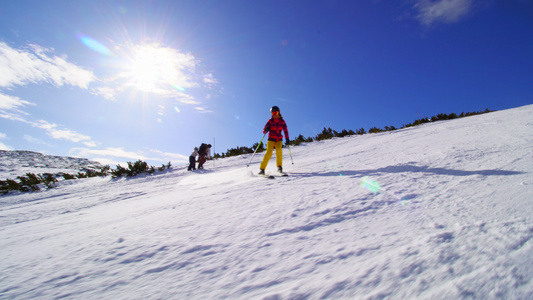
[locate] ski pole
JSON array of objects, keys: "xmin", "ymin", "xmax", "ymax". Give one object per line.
[
  {"xmin": 247, "ymin": 133, "xmax": 266, "ymax": 167},
  {"xmin": 287, "ymin": 143, "xmax": 294, "ymax": 164}
]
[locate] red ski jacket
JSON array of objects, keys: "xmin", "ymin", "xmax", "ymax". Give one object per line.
[{"xmin": 264, "ymin": 116, "xmax": 289, "ymax": 142}]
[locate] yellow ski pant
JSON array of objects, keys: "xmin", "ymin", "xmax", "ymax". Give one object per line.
[{"xmin": 260, "ymin": 140, "xmax": 283, "ymax": 170}]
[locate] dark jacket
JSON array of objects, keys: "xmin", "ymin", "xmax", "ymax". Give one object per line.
[
  {"xmin": 264, "ymin": 116, "xmax": 289, "ymax": 142},
  {"xmin": 199, "ymin": 143, "xmax": 208, "ymax": 155}
]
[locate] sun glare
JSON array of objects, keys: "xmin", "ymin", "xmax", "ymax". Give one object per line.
[
  {"xmin": 127, "ymin": 46, "xmax": 165, "ymax": 92},
  {"xmin": 121, "ymin": 44, "xmax": 195, "ymax": 94}
]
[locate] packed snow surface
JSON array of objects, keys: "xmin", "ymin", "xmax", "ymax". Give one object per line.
[{"xmin": 1, "ymin": 105, "xmax": 532, "ymax": 299}]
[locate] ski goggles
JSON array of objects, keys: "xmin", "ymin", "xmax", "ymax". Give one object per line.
[{"xmin": 271, "ymin": 111, "xmax": 279, "ymax": 116}]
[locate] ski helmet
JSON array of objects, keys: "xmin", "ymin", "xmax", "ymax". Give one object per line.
[{"xmin": 270, "ymin": 106, "xmax": 280, "ymax": 113}]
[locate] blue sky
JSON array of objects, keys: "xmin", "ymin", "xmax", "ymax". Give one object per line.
[{"xmin": 0, "ymin": 0, "xmax": 532, "ymax": 166}]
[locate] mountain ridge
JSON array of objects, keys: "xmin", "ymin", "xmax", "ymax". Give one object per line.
[{"xmin": 0, "ymin": 150, "xmax": 103, "ymax": 180}]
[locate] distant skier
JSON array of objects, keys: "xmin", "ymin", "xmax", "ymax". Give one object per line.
[
  {"xmin": 259, "ymin": 106, "xmax": 289, "ymax": 175},
  {"xmin": 188, "ymin": 147, "xmax": 198, "ymax": 171},
  {"xmin": 197, "ymin": 143, "xmax": 212, "ymax": 169}
]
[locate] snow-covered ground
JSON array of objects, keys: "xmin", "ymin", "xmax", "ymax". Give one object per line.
[
  {"xmin": 0, "ymin": 150, "xmax": 103, "ymax": 181},
  {"xmin": 1, "ymin": 105, "xmax": 532, "ymax": 299}
]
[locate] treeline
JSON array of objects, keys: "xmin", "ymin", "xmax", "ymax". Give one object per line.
[
  {"xmin": 1, "ymin": 160, "xmax": 171, "ymax": 195},
  {"xmin": 214, "ymin": 108, "xmax": 494, "ymax": 159}
]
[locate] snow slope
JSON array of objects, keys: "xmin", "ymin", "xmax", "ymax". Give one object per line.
[{"xmin": 1, "ymin": 105, "xmax": 532, "ymax": 299}]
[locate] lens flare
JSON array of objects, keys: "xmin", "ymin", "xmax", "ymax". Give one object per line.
[
  {"xmin": 361, "ymin": 176, "xmax": 380, "ymax": 193},
  {"xmin": 170, "ymin": 84, "xmax": 185, "ymax": 92},
  {"xmin": 77, "ymin": 34, "xmax": 112, "ymax": 56},
  {"xmin": 360, "ymin": 177, "xmax": 417, "ymax": 208},
  {"xmin": 174, "ymin": 106, "xmax": 181, "ymax": 113}
]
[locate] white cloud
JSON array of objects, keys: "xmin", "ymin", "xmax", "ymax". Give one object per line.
[
  {"xmin": 23, "ymin": 134, "xmax": 46, "ymax": 145},
  {"xmin": 0, "ymin": 141, "xmax": 12, "ymax": 150},
  {"xmin": 0, "ymin": 93, "xmax": 98, "ymax": 147},
  {"xmin": 32, "ymin": 120, "xmax": 93, "ymax": 144},
  {"xmin": 0, "ymin": 131, "xmax": 11, "ymax": 151},
  {"xmin": 175, "ymin": 94, "xmax": 201, "ymax": 105},
  {"xmin": 0, "ymin": 110, "xmax": 28, "ymax": 122},
  {"xmin": 83, "ymin": 141, "xmax": 98, "ymax": 147},
  {"xmin": 0, "ymin": 93, "xmax": 35, "ymax": 123},
  {"xmin": 70, "ymin": 147, "xmax": 149, "ymax": 161},
  {"xmin": 87, "ymin": 157, "xmax": 122, "ymax": 167},
  {"xmin": 0, "ymin": 41, "xmax": 220, "ymax": 113},
  {"xmin": 69, "ymin": 147, "xmax": 190, "ymax": 166},
  {"xmin": 203, "ymin": 73, "xmax": 219, "ymax": 89},
  {"xmin": 0, "ymin": 92, "xmax": 34, "ymax": 122},
  {"xmin": 413, "ymin": 0, "xmax": 472, "ymax": 26},
  {"xmin": 0, "ymin": 42, "xmax": 96, "ymax": 89},
  {"xmin": 69, "ymin": 147, "xmax": 153, "ymax": 167},
  {"xmin": 0, "ymin": 93, "xmax": 35, "ymax": 112},
  {"xmin": 0, "ymin": 43, "xmax": 99, "ymax": 147},
  {"xmin": 91, "ymin": 86, "xmax": 117, "ymax": 101},
  {"xmin": 195, "ymin": 107, "xmax": 213, "ymax": 113},
  {"xmin": 149, "ymin": 149, "xmax": 189, "ymax": 162}
]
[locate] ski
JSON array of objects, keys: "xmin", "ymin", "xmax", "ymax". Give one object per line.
[
  {"xmin": 258, "ymin": 174, "xmax": 275, "ymax": 179},
  {"xmin": 253, "ymin": 171, "xmax": 287, "ymax": 179}
]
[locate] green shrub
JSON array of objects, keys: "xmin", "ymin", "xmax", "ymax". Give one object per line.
[
  {"xmin": 252, "ymin": 141, "xmax": 266, "ymax": 152},
  {"xmin": 111, "ymin": 164, "xmax": 128, "ymax": 178},
  {"xmin": 315, "ymin": 127, "xmax": 336, "ymax": 141},
  {"xmin": 39, "ymin": 173, "xmax": 58, "ymax": 188},
  {"xmin": 63, "ymin": 173, "xmax": 76, "ymax": 180},
  {"xmin": 17, "ymin": 173, "xmax": 41, "ymax": 192},
  {"xmin": 91, "ymin": 165, "xmax": 111, "ymax": 177},
  {"xmin": 336, "ymin": 129, "xmax": 355, "ymax": 137},
  {"xmin": 1, "ymin": 179, "xmax": 22, "ymax": 194},
  {"xmin": 368, "ymin": 127, "xmax": 384, "ymax": 134},
  {"xmin": 111, "ymin": 160, "xmax": 157, "ymax": 178},
  {"xmin": 148, "ymin": 166, "xmax": 156, "ymax": 174},
  {"xmin": 127, "ymin": 160, "xmax": 149, "ymax": 176},
  {"xmin": 0, "ymin": 180, "xmax": 10, "ymax": 195}
]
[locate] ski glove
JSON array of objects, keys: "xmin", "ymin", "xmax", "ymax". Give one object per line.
[
  {"xmin": 264, "ymin": 124, "xmax": 270, "ymax": 133},
  {"xmin": 285, "ymin": 138, "xmax": 290, "ymax": 145}
]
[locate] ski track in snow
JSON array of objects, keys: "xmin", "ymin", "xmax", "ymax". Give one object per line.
[{"xmin": 1, "ymin": 105, "xmax": 533, "ymax": 299}]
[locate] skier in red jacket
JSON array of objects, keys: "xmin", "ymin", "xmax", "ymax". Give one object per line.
[{"xmin": 259, "ymin": 106, "xmax": 289, "ymax": 175}]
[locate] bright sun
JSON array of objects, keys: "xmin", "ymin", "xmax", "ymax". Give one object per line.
[
  {"xmin": 121, "ymin": 44, "xmax": 192, "ymax": 94},
  {"xmin": 126, "ymin": 45, "xmax": 166, "ymax": 92}
]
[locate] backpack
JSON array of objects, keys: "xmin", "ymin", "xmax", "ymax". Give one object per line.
[{"xmin": 199, "ymin": 143, "xmax": 207, "ymax": 154}]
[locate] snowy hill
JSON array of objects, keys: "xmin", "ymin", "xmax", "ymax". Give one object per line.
[
  {"xmin": 1, "ymin": 105, "xmax": 532, "ymax": 299},
  {"xmin": 0, "ymin": 150, "xmax": 103, "ymax": 180}
]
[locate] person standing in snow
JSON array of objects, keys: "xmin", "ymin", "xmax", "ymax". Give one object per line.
[
  {"xmin": 259, "ymin": 106, "xmax": 289, "ymax": 175},
  {"xmin": 197, "ymin": 143, "xmax": 212, "ymax": 169},
  {"xmin": 188, "ymin": 147, "xmax": 198, "ymax": 171}
]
